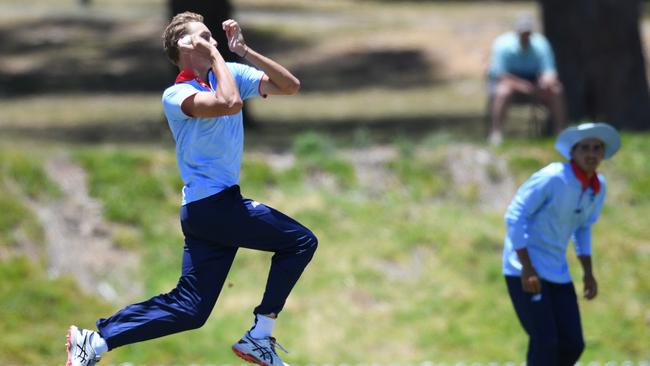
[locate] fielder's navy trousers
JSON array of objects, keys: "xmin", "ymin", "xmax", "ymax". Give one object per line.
[
  {"xmin": 97, "ymin": 185, "xmax": 317, "ymax": 350},
  {"xmin": 505, "ymin": 276, "xmax": 585, "ymax": 366}
]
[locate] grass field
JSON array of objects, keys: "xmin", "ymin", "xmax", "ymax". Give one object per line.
[
  {"xmin": 1, "ymin": 133, "xmax": 649, "ymax": 365},
  {"xmin": 1, "ymin": 0, "xmax": 649, "ymax": 365}
]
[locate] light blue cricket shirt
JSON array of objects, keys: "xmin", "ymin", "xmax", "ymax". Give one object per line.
[
  {"xmin": 162, "ymin": 63, "xmax": 264, "ymax": 205},
  {"xmin": 502, "ymin": 162, "xmax": 606, "ymax": 284},
  {"xmin": 488, "ymin": 31, "xmax": 556, "ymax": 78}
]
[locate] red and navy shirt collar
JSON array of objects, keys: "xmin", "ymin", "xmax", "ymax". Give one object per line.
[
  {"xmin": 175, "ymin": 68, "xmax": 211, "ymax": 89},
  {"xmin": 570, "ymin": 160, "xmax": 600, "ymax": 193}
]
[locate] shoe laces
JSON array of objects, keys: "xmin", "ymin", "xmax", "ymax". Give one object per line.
[{"xmin": 269, "ymin": 337, "xmax": 289, "ymax": 354}]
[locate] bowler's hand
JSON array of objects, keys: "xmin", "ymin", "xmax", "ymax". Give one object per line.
[
  {"xmin": 178, "ymin": 34, "xmax": 219, "ymax": 59},
  {"xmin": 222, "ymin": 19, "xmax": 247, "ymax": 57},
  {"xmin": 583, "ymin": 274, "xmax": 598, "ymax": 300},
  {"xmin": 521, "ymin": 265, "xmax": 541, "ymax": 293}
]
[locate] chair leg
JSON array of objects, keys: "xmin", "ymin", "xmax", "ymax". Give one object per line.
[
  {"xmin": 485, "ymin": 95, "xmax": 494, "ymax": 137},
  {"xmin": 529, "ymin": 104, "xmax": 539, "ymax": 137},
  {"xmin": 539, "ymin": 104, "xmax": 553, "ymax": 137}
]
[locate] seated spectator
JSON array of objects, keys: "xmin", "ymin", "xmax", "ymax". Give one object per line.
[{"xmin": 487, "ymin": 14, "xmax": 566, "ymax": 145}]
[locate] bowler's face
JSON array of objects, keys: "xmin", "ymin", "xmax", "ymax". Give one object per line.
[
  {"xmin": 571, "ymin": 138, "xmax": 605, "ymax": 175},
  {"xmin": 185, "ymin": 22, "xmax": 216, "ymax": 46}
]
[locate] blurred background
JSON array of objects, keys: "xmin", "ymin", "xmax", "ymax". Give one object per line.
[{"xmin": 0, "ymin": 0, "xmax": 649, "ymax": 365}]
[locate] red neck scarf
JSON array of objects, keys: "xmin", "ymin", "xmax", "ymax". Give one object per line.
[
  {"xmin": 175, "ymin": 68, "xmax": 211, "ymax": 89},
  {"xmin": 570, "ymin": 160, "xmax": 600, "ymax": 193}
]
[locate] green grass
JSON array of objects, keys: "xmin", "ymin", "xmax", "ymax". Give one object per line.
[
  {"xmin": 1, "ymin": 133, "xmax": 649, "ymax": 364},
  {"xmin": 72, "ymin": 147, "xmax": 185, "ymax": 294},
  {"xmin": 0, "ymin": 95, "xmax": 162, "ymax": 129},
  {"xmin": 0, "ymin": 148, "xmax": 58, "ymax": 253},
  {"xmin": 0, "ymin": 255, "xmax": 114, "ymax": 365}
]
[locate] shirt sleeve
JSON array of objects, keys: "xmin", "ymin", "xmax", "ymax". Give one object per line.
[
  {"xmin": 489, "ymin": 37, "xmax": 507, "ymax": 77},
  {"xmin": 573, "ymin": 227, "xmax": 592, "ymax": 256},
  {"xmin": 505, "ymin": 170, "xmax": 554, "ymax": 250},
  {"xmin": 228, "ymin": 62, "xmax": 265, "ymax": 100},
  {"xmin": 573, "ymin": 176, "xmax": 607, "ymax": 256},
  {"xmin": 162, "ymin": 83, "xmax": 199, "ymax": 120},
  {"xmin": 535, "ymin": 34, "xmax": 556, "ymax": 74}
]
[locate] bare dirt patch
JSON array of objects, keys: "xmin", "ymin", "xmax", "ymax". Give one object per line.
[
  {"xmin": 445, "ymin": 144, "xmax": 516, "ymax": 212},
  {"xmin": 28, "ymin": 155, "xmax": 142, "ymax": 302}
]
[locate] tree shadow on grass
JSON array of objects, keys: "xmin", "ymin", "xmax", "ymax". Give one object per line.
[
  {"xmin": 292, "ymin": 49, "xmax": 438, "ymax": 92},
  {"xmin": 242, "ymin": 28, "xmax": 310, "ymax": 59},
  {"xmin": 0, "ymin": 17, "xmax": 116, "ymax": 54},
  {"xmin": 0, "ymin": 17, "xmax": 171, "ymax": 95},
  {"xmin": 0, "ymin": 17, "xmax": 310, "ymax": 95},
  {"xmin": 0, "ymin": 13, "xmax": 459, "ymax": 145},
  {"xmin": 0, "ymin": 113, "xmax": 487, "ymax": 149},
  {"xmin": 0, "ymin": 16, "xmax": 439, "ymax": 96}
]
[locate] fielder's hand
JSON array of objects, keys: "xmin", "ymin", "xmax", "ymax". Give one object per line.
[
  {"xmin": 521, "ymin": 265, "xmax": 541, "ymax": 294},
  {"xmin": 583, "ymin": 274, "xmax": 598, "ymax": 300}
]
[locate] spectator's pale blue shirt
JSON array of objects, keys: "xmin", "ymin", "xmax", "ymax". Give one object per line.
[
  {"xmin": 162, "ymin": 63, "xmax": 264, "ymax": 205},
  {"xmin": 502, "ymin": 162, "xmax": 606, "ymax": 283},
  {"xmin": 489, "ymin": 31, "xmax": 556, "ymax": 79}
]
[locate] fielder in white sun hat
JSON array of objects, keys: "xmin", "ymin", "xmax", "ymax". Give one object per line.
[{"xmin": 554, "ymin": 122, "xmax": 621, "ymax": 160}]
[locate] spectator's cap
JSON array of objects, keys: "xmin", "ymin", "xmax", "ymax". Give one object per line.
[
  {"xmin": 514, "ymin": 14, "xmax": 535, "ymax": 33},
  {"xmin": 555, "ymin": 122, "xmax": 621, "ymax": 160}
]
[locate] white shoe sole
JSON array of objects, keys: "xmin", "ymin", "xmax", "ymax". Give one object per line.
[{"xmin": 65, "ymin": 325, "xmax": 77, "ymax": 366}]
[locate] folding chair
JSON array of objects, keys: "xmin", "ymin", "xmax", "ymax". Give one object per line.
[{"xmin": 485, "ymin": 75, "xmax": 552, "ymax": 138}]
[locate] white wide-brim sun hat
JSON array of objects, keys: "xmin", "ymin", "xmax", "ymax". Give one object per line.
[{"xmin": 555, "ymin": 122, "xmax": 621, "ymax": 160}]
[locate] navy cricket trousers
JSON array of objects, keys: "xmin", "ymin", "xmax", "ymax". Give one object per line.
[
  {"xmin": 97, "ymin": 185, "xmax": 317, "ymax": 350},
  {"xmin": 505, "ymin": 276, "xmax": 585, "ymax": 366}
]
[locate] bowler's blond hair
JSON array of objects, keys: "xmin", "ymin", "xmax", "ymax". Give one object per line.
[{"xmin": 162, "ymin": 11, "xmax": 204, "ymax": 65}]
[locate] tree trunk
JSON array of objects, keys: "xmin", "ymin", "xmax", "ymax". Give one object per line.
[{"xmin": 539, "ymin": 0, "xmax": 650, "ymax": 130}]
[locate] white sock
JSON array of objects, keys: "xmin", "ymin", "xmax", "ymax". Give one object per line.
[
  {"xmin": 91, "ymin": 332, "xmax": 108, "ymax": 356},
  {"xmin": 249, "ymin": 314, "xmax": 276, "ymax": 339}
]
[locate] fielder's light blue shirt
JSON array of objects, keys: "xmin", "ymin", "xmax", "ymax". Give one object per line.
[
  {"xmin": 502, "ymin": 162, "xmax": 606, "ymax": 283},
  {"xmin": 162, "ymin": 63, "xmax": 264, "ymax": 205},
  {"xmin": 489, "ymin": 31, "xmax": 556, "ymax": 78}
]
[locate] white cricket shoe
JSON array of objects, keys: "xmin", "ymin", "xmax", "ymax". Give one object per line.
[
  {"xmin": 232, "ymin": 331, "xmax": 289, "ymax": 366},
  {"xmin": 66, "ymin": 325, "xmax": 101, "ymax": 366}
]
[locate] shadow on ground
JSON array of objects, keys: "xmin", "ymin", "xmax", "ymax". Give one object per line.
[
  {"xmin": 0, "ymin": 17, "xmax": 170, "ymax": 95},
  {"xmin": 292, "ymin": 49, "xmax": 437, "ymax": 92},
  {"xmin": 0, "ymin": 8, "xmax": 460, "ymax": 148},
  {"xmin": 0, "ymin": 15, "xmax": 441, "ymax": 95},
  {"xmin": 0, "ymin": 114, "xmax": 487, "ymax": 148}
]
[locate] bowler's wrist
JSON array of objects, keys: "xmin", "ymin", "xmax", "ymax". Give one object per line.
[
  {"xmin": 238, "ymin": 45, "xmax": 249, "ymax": 58},
  {"xmin": 210, "ymin": 49, "xmax": 224, "ymax": 61}
]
